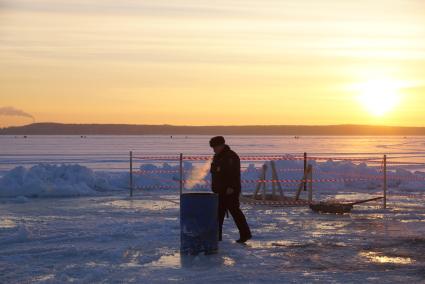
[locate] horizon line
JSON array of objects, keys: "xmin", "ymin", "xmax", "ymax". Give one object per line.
[{"xmin": 3, "ymin": 122, "xmax": 425, "ymax": 129}]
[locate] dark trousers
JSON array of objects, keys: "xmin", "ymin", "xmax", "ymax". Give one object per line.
[{"xmin": 218, "ymin": 193, "xmax": 251, "ymax": 240}]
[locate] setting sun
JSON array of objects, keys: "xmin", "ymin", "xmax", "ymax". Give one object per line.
[{"xmin": 357, "ymin": 79, "xmax": 401, "ymax": 117}]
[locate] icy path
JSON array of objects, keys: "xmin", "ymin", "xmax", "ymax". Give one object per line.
[{"xmin": 1, "ymin": 192, "xmax": 424, "ymax": 283}]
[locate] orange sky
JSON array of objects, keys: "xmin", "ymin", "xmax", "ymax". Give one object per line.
[{"xmin": 1, "ymin": 0, "xmax": 425, "ymax": 127}]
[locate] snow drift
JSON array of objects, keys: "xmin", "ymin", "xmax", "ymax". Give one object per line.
[{"xmin": 0, "ymin": 164, "xmax": 101, "ymax": 197}]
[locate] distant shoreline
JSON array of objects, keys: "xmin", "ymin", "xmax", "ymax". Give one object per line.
[{"xmin": 1, "ymin": 123, "xmax": 425, "ymax": 136}]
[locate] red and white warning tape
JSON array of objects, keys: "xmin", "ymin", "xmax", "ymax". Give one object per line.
[{"xmin": 135, "ymin": 169, "xmax": 180, "ymax": 175}]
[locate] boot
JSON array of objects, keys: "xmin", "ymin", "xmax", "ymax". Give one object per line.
[{"xmin": 236, "ymin": 232, "xmax": 252, "ymax": 244}]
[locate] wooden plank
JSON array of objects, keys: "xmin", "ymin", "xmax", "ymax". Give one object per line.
[
  {"xmin": 262, "ymin": 164, "xmax": 268, "ymax": 201},
  {"xmin": 271, "ymin": 160, "xmax": 284, "ymax": 199},
  {"xmin": 296, "ymin": 165, "xmax": 312, "ymax": 201},
  {"xmin": 348, "ymin": 196, "xmax": 383, "ymax": 206},
  {"xmin": 254, "ymin": 164, "xmax": 266, "ymax": 199}
]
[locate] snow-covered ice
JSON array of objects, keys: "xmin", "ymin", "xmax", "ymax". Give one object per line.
[
  {"xmin": 0, "ymin": 191, "xmax": 424, "ymax": 283},
  {"xmin": 0, "ymin": 160, "xmax": 424, "ymax": 283}
]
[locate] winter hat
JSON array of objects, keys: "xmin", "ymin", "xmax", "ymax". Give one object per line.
[{"xmin": 209, "ymin": 136, "xmax": 226, "ymax": 147}]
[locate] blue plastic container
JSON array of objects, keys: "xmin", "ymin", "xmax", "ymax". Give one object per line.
[{"xmin": 180, "ymin": 192, "xmax": 219, "ymax": 255}]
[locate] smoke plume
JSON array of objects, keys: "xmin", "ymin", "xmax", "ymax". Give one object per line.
[{"xmin": 0, "ymin": 106, "xmax": 35, "ymax": 122}]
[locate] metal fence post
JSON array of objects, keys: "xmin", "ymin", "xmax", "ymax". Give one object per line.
[
  {"xmin": 129, "ymin": 151, "xmax": 134, "ymax": 197},
  {"xmin": 304, "ymin": 152, "xmax": 307, "ymax": 191},
  {"xmin": 179, "ymin": 153, "xmax": 183, "ymax": 196},
  {"xmin": 383, "ymin": 154, "xmax": 387, "ymax": 209}
]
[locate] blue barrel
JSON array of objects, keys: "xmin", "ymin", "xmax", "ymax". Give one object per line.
[{"xmin": 180, "ymin": 193, "xmax": 219, "ymax": 255}]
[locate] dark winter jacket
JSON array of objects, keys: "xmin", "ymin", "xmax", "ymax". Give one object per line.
[{"xmin": 210, "ymin": 145, "xmax": 241, "ymax": 195}]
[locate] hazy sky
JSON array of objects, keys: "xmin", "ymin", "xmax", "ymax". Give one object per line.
[{"xmin": 1, "ymin": 0, "xmax": 425, "ymax": 127}]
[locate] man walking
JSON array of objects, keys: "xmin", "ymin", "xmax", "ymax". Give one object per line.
[{"xmin": 209, "ymin": 136, "xmax": 252, "ymax": 243}]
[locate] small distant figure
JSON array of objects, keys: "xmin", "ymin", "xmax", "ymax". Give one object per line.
[
  {"xmin": 170, "ymin": 135, "xmax": 173, "ymax": 139},
  {"xmin": 23, "ymin": 135, "xmax": 27, "ymax": 139},
  {"xmin": 209, "ymin": 136, "xmax": 252, "ymax": 243}
]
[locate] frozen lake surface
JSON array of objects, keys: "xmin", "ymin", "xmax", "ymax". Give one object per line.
[
  {"xmin": 1, "ymin": 135, "xmax": 425, "ymax": 155},
  {"xmin": 1, "ymin": 135, "xmax": 425, "ymax": 171},
  {"xmin": 0, "ymin": 191, "xmax": 424, "ymax": 283}
]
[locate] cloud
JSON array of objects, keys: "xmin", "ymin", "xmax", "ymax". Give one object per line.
[{"xmin": 0, "ymin": 106, "xmax": 35, "ymax": 122}]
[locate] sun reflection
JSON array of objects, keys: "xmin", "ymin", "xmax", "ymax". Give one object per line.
[
  {"xmin": 149, "ymin": 254, "xmax": 181, "ymax": 268},
  {"xmin": 0, "ymin": 219, "xmax": 17, "ymax": 229},
  {"xmin": 106, "ymin": 199, "xmax": 178, "ymax": 211},
  {"xmin": 360, "ymin": 251, "xmax": 414, "ymax": 265},
  {"xmin": 223, "ymin": 256, "xmax": 236, "ymax": 267},
  {"xmin": 32, "ymin": 274, "xmax": 55, "ymax": 282}
]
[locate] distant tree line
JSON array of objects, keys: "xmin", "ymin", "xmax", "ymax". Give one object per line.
[{"xmin": 1, "ymin": 123, "xmax": 425, "ymax": 135}]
